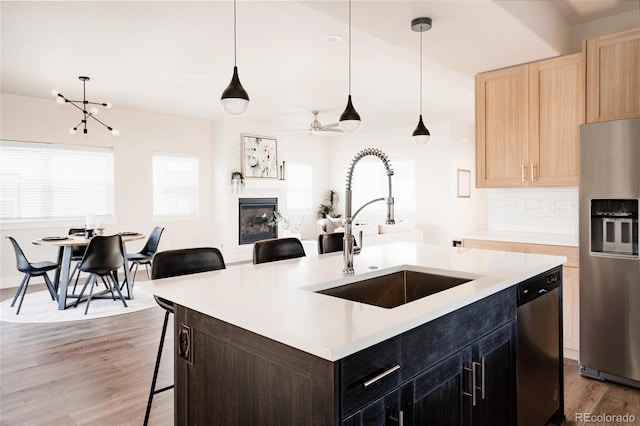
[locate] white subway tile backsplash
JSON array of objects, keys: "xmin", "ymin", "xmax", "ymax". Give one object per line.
[{"xmin": 488, "ymin": 187, "xmax": 578, "ymax": 237}]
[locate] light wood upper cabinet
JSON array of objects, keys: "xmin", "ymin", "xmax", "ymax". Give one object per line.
[
  {"xmin": 586, "ymin": 28, "xmax": 640, "ymax": 123},
  {"xmin": 476, "ymin": 54, "xmax": 584, "ymax": 188},
  {"xmin": 476, "ymin": 64, "xmax": 529, "ymax": 187},
  {"xmin": 529, "ymin": 54, "xmax": 584, "ymax": 186}
]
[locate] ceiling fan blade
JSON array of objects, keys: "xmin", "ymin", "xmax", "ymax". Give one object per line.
[{"xmin": 321, "ymin": 122, "xmax": 340, "ymax": 129}]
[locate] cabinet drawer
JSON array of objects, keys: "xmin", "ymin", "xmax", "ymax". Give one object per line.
[
  {"xmin": 400, "ymin": 287, "xmax": 516, "ymax": 380},
  {"xmin": 339, "ymin": 336, "xmax": 401, "ymax": 418}
]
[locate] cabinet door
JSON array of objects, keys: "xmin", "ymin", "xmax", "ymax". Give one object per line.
[
  {"xmin": 476, "ymin": 65, "xmax": 529, "ymax": 187},
  {"xmin": 341, "ymin": 388, "xmax": 403, "ymax": 426},
  {"xmin": 529, "ymin": 53, "xmax": 583, "ymax": 186},
  {"xmin": 406, "ymin": 346, "xmax": 473, "ymax": 426},
  {"xmin": 472, "ymin": 320, "xmax": 517, "ymax": 426},
  {"xmin": 586, "ymin": 28, "xmax": 640, "ymax": 123}
]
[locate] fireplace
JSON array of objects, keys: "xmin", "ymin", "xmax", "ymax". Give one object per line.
[{"xmin": 239, "ymin": 198, "xmax": 278, "ymax": 245}]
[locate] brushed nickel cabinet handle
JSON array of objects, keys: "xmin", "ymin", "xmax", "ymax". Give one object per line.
[
  {"xmin": 521, "ymin": 164, "xmax": 526, "ymax": 182},
  {"xmin": 363, "ymin": 364, "xmax": 400, "ymax": 387},
  {"xmin": 480, "ymin": 356, "xmax": 486, "ymax": 400},
  {"xmin": 531, "ymin": 163, "xmax": 537, "ymax": 181},
  {"xmin": 463, "ymin": 363, "xmax": 477, "ymax": 406},
  {"xmin": 389, "ymin": 411, "xmax": 404, "ymax": 426}
]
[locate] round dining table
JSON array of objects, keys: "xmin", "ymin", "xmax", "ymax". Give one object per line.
[{"xmin": 33, "ymin": 232, "xmax": 145, "ymax": 310}]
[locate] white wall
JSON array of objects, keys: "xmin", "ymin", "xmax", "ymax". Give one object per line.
[
  {"xmin": 0, "ymin": 93, "xmax": 216, "ymax": 287},
  {"xmin": 327, "ymin": 121, "xmax": 488, "ymax": 247},
  {"xmin": 211, "ymin": 117, "xmax": 332, "ymax": 263},
  {"xmin": 570, "ymin": 10, "xmax": 640, "ymax": 52}
]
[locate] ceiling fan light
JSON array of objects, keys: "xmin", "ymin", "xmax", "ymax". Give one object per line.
[
  {"xmin": 412, "ymin": 115, "xmax": 431, "ymax": 146},
  {"xmin": 221, "ymin": 66, "xmax": 250, "ymax": 116},
  {"xmin": 339, "ymin": 95, "xmax": 361, "ymax": 133}
]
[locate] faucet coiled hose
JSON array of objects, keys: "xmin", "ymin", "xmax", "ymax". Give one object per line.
[{"xmin": 345, "ymin": 148, "xmax": 394, "ymax": 191}]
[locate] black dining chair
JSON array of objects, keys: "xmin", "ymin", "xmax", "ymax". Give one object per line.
[
  {"xmin": 317, "ymin": 232, "xmax": 347, "ymax": 254},
  {"xmin": 127, "ymin": 226, "xmax": 164, "ymax": 287},
  {"xmin": 253, "ymin": 237, "xmax": 306, "ymax": 264},
  {"xmin": 68, "ymin": 227, "xmax": 87, "ymax": 294},
  {"xmin": 74, "ymin": 235, "xmax": 128, "ymax": 315},
  {"xmin": 5, "ymin": 236, "xmax": 59, "ymax": 315},
  {"xmin": 144, "ymin": 247, "xmax": 226, "ymax": 426}
]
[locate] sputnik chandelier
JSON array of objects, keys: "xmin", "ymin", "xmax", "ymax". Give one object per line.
[{"xmin": 53, "ymin": 76, "xmax": 119, "ymax": 136}]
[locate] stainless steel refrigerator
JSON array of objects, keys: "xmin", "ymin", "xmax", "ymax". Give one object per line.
[{"xmin": 579, "ymin": 117, "xmax": 640, "ymax": 389}]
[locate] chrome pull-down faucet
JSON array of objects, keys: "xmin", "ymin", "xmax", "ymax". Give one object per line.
[{"xmin": 343, "ymin": 148, "xmax": 395, "ymax": 275}]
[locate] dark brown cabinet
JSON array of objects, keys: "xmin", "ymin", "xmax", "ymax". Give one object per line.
[{"xmin": 173, "ymin": 287, "xmax": 518, "ymax": 425}]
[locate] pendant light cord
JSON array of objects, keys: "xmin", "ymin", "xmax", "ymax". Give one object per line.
[
  {"xmin": 233, "ymin": 0, "xmax": 238, "ymax": 66},
  {"xmin": 348, "ymin": 0, "xmax": 352, "ymax": 96},
  {"xmin": 419, "ymin": 28, "xmax": 423, "ymax": 116}
]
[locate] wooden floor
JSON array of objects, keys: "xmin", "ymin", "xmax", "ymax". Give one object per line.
[{"xmin": 1, "ymin": 284, "xmax": 638, "ymax": 425}]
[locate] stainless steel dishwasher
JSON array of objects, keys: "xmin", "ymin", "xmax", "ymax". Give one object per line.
[{"xmin": 517, "ymin": 266, "xmax": 565, "ymax": 426}]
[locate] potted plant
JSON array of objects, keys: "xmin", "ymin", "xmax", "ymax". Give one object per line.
[
  {"xmin": 317, "ymin": 189, "xmax": 341, "ymax": 218},
  {"xmin": 231, "ymin": 171, "xmax": 245, "ymax": 193}
]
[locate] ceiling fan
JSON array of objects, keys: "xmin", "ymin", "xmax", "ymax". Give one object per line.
[{"xmin": 290, "ymin": 110, "xmax": 342, "ymax": 134}]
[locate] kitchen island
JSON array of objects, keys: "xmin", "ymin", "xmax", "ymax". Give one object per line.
[{"xmin": 140, "ymin": 242, "xmax": 565, "ymax": 425}]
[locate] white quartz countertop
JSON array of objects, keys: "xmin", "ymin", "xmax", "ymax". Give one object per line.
[
  {"xmin": 463, "ymin": 231, "xmax": 578, "ymax": 247},
  {"xmin": 140, "ymin": 242, "xmax": 565, "ymax": 361}
]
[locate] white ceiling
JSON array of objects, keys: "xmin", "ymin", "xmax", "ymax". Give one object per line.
[{"xmin": 1, "ymin": 1, "xmax": 638, "ymax": 133}]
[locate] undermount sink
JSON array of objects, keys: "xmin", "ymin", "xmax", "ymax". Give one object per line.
[{"xmin": 316, "ymin": 270, "xmax": 473, "ymax": 309}]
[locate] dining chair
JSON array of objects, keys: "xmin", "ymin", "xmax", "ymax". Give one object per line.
[
  {"xmin": 74, "ymin": 235, "xmax": 128, "ymax": 315},
  {"xmin": 317, "ymin": 232, "xmax": 346, "ymax": 254},
  {"xmin": 68, "ymin": 227, "xmax": 87, "ymax": 294},
  {"xmin": 144, "ymin": 247, "xmax": 226, "ymax": 426},
  {"xmin": 5, "ymin": 236, "xmax": 59, "ymax": 315},
  {"xmin": 253, "ymin": 237, "xmax": 306, "ymax": 264},
  {"xmin": 127, "ymin": 226, "xmax": 164, "ymax": 287}
]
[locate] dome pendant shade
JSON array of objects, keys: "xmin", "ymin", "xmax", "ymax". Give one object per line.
[
  {"xmin": 221, "ymin": 66, "xmax": 249, "ymax": 115},
  {"xmin": 339, "ymin": 95, "xmax": 361, "ymax": 133},
  {"xmin": 412, "ymin": 115, "xmax": 430, "ymax": 146}
]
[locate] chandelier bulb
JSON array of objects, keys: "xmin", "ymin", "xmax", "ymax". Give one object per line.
[
  {"xmin": 103, "ymin": 102, "xmax": 112, "ymax": 109},
  {"xmin": 70, "ymin": 127, "xmax": 78, "ymax": 135},
  {"xmin": 89, "ymin": 107, "xmax": 99, "ymax": 116}
]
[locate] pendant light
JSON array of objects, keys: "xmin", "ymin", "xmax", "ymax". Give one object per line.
[
  {"xmin": 339, "ymin": 0, "xmax": 361, "ymax": 133},
  {"xmin": 221, "ymin": 0, "xmax": 249, "ymax": 115},
  {"xmin": 411, "ymin": 17, "xmax": 432, "ymax": 146}
]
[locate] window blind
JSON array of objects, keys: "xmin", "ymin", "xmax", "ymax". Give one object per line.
[
  {"xmin": 152, "ymin": 153, "xmax": 199, "ymax": 216},
  {"xmin": 0, "ymin": 140, "xmax": 114, "ymax": 223}
]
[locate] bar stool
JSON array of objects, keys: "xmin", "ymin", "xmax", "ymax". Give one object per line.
[
  {"xmin": 253, "ymin": 237, "xmax": 306, "ymax": 264},
  {"xmin": 144, "ymin": 247, "xmax": 226, "ymax": 426}
]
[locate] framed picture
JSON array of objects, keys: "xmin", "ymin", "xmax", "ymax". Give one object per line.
[
  {"xmin": 457, "ymin": 169, "xmax": 471, "ymax": 198},
  {"xmin": 242, "ymin": 135, "xmax": 278, "ymax": 179}
]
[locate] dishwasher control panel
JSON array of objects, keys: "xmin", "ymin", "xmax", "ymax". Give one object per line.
[{"xmin": 517, "ymin": 266, "xmax": 562, "ymax": 306}]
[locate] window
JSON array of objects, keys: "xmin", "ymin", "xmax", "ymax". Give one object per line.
[
  {"xmin": 152, "ymin": 153, "xmax": 199, "ymax": 217},
  {"xmin": 0, "ymin": 140, "xmax": 114, "ymax": 225},
  {"xmin": 351, "ymin": 158, "xmax": 416, "ymax": 215},
  {"xmin": 286, "ymin": 163, "xmax": 312, "ymax": 212}
]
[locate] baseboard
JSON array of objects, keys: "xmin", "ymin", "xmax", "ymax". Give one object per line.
[{"xmin": 564, "ymin": 347, "xmax": 578, "ymax": 361}]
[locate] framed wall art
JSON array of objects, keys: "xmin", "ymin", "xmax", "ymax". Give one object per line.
[{"xmin": 242, "ymin": 134, "xmax": 278, "ymax": 179}]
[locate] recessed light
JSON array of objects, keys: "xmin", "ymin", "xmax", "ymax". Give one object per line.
[{"xmin": 324, "ymin": 34, "xmax": 343, "ymax": 43}]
